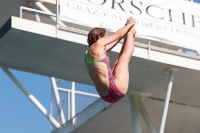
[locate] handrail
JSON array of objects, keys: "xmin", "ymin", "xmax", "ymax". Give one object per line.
[
  {"xmin": 20, "ymin": 6, "xmax": 56, "ymax": 18},
  {"xmin": 58, "ymin": 87, "xmax": 100, "ymax": 98}
]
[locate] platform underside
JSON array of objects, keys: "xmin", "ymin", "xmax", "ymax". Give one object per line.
[
  {"xmin": 1, "ymin": 17, "xmax": 200, "ymax": 133},
  {"xmin": 70, "ymin": 98, "xmax": 200, "ymax": 133}
]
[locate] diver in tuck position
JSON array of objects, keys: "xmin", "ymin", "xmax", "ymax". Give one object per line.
[{"xmin": 85, "ymin": 17, "xmax": 136, "ymax": 103}]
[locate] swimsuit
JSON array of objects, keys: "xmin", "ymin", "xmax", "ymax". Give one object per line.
[{"xmin": 86, "ymin": 50, "xmax": 125, "ymax": 103}]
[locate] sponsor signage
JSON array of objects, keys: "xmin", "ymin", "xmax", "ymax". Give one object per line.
[{"xmin": 60, "ymin": 0, "xmax": 200, "ymax": 52}]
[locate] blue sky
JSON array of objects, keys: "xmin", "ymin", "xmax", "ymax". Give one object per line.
[
  {"xmin": 194, "ymin": 0, "xmax": 200, "ymax": 3},
  {"xmin": 0, "ymin": 68, "xmax": 98, "ymax": 133},
  {"xmin": 0, "ymin": 69, "xmax": 52, "ymax": 133}
]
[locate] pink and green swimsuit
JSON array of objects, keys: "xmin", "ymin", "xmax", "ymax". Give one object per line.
[{"xmin": 86, "ymin": 50, "xmax": 125, "ymax": 103}]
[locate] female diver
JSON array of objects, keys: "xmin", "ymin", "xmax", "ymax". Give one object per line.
[{"xmin": 85, "ymin": 17, "xmax": 136, "ymax": 103}]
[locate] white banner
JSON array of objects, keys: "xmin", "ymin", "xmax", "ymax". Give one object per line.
[{"xmin": 60, "ymin": 0, "xmax": 200, "ymax": 52}]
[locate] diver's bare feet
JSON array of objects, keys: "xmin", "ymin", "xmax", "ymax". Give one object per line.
[
  {"xmin": 125, "ymin": 17, "xmax": 135, "ymax": 26},
  {"xmin": 125, "ymin": 17, "xmax": 136, "ymax": 36},
  {"xmin": 130, "ymin": 26, "xmax": 136, "ymax": 36}
]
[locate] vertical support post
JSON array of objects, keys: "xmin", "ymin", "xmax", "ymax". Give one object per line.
[
  {"xmin": 138, "ymin": 98, "xmax": 157, "ymax": 133},
  {"xmin": 68, "ymin": 91, "xmax": 71, "ymax": 120},
  {"xmin": 71, "ymin": 81, "xmax": 75, "ymax": 118},
  {"xmin": 71, "ymin": 81, "xmax": 76, "ymax": 125},
  {"xmin": 129, "ymin": 95, "xmax": 142, "ymax": 133},
  {"xmin": 50, "ymin": 90, "xmax": 53, "ymax": 131},
  {"xmin": 159, "ymin": 70, "xmax": 174, "ymax": 133},
  {"xmin": 148, "ymin": 41, "xmax": 151, "ymax": 58},
  {"xmin": 1, "ymin": 67, "xmax": 60, "ymax": 128},
  {"xmin": 50, "ymin": 77, "xmax": 66, "ymax": 124},
  {"xmin": 20, "ymin": 6, "xmax": 22, "ymax": 18},
  {"xmin": 56, "ymin": 0, "xmax": 59, "ymax": 37}
]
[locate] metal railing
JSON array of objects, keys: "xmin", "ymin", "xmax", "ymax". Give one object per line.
[
  {"xmin": 20, "ymin": 6, "xmax": 56, "ymax": 18},
  {"xmin": 50, "ymin": 80, "xmax": 99, "ymax": 131},
  {"xmin": 19, "ymin": 6, "xmax": 200, "ymax": 57}
]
